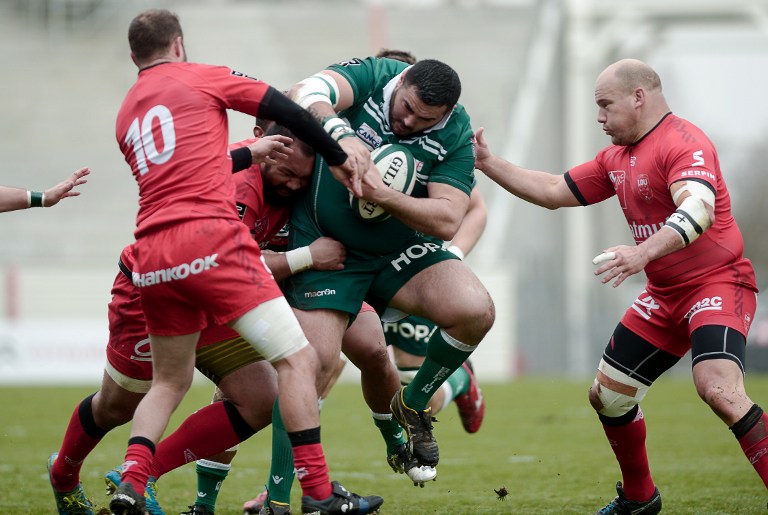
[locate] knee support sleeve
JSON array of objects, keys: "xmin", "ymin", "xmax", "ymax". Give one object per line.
[
  {"xmin": 591, "ymin": 358, "xmax": 650, "ymax": 418},
  {"xmin": 229, "ymin": 297, "xmax": 308, "ymax": 363}
]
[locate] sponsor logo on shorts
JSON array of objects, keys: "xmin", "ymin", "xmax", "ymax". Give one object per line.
[
  {"xmin": 684, "ymin": 296, "xmax": 723, "ymax": 320},
  {"xmin": 630, "ymin": 291, "xmax": 660, "ymax": 320},
  {"xmin": 390, "ymin": 242, "xmax": 442, "ymax": 272},
  {"xmin": 304, "ymin": 288, "xmax": 336, "ymax": 298},
  {"xmin": 131, "ymin": 338, "xmax": 152, "ymax": 362},
  {"xmin": 383, "ymin": 321, "xmax": 437, "ymax": 342},
  {"xmin": 132, "ymin": 254, "xmax": 219, "ymax": 287}
]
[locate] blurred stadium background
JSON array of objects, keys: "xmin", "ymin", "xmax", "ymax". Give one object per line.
[{"xmin": 1, "ymin": 0, "xmax": 767, "ymax": 385}]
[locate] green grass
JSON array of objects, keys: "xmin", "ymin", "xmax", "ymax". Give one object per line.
[{"xmin": 2, "ymin": 376, "xmax": 767, "ymax": 514}]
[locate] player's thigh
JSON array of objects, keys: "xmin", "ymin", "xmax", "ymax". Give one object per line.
[
  {"xmin": 217, "ymin": 360, "xmax": 277, "ymax": 418},
  {"xmin": 195, "ymin": 336, "xmax": 266, "ymax": 385},
  {"xmin": 601, "ymin": 322, "xmax": 681, "ymax": 386},
  {"xmin": 387, "ymin": 259, "xmax": 492, "ymax": 328},
  {"xmin": 341, "ymin": 308, "xmax": 388, "ymax": 368},
  {"xmin": 293, "ymin": 307, "xmax": 349, "ymax": 373}
]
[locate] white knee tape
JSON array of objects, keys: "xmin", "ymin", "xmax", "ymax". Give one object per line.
[
  {"xmin": 229, "ymin": 297, "xmax": 309, "ymax": 363},
  {"xmin": 593, "ymin": 359, "xmax": 649, "ymax": 418}
]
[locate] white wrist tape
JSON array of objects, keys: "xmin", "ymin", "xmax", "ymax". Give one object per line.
[
  {"xmin": 285, "ymin": 246, "xmax": 313, "ymax": 274},
  {"xmin": 293, "ymin": 73, "xmax": 340, "ymax": 110},
  {"xmin": 446, "ymin": 245, "xmax": 465, "ymax": 260},
  {"xmin": 323, "ymin": 116, "xmax": 355, "ymax": 142}
]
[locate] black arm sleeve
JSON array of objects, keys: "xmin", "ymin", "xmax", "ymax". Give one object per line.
[
  {"xmin": 230, "ymin": 146, "xmax": 253, "ymax": 173},
  {"xmin": 257, "ymin": 87, "xmax": 348, "ymax": 167}
]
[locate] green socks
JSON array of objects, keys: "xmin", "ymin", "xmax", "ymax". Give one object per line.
[{"xmin": 194, "ymin": 459, "xmax": 230, "ymax": 513}]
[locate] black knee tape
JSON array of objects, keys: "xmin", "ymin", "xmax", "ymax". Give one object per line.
[
  {"xmin": 78, "ymin": 392, "xmax": 108, "ymax": 439},
  {"xmin": 730, "ymin": 404, "xmax": 763, "ymax": 439},
  {"xmin": 598, "ymin": 404, "xmax": 640, "ymax": 427},
  {"xmin": 223, "ymin": 399, "xmax": 256, "ymax": 441}
]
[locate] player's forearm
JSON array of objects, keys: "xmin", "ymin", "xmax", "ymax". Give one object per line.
[
  {"xmin": 449, "ymin": 207, "xmax": 487, "ymax": 257},
  {"xmin": 376, "ymin": 191, "xmax": 464, "ymax": 240},
  {"xmin": 638, "ymin": 226, "xmax": 686, "ymax": 263},
  {"xmin": 0, "ymin": 186, "xmax": 44, "ymax": 212},
  {"xmin": 478, "ymin": 155, "xmax": 566, "ymax": 210}
]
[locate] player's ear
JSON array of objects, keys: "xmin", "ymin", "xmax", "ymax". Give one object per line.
[
  {"xmin": 253, "ymin": 127, "xmax": 265, "ymax": 138},
  {"xmin": 634, "ymin": 87, "xmax": 645, "ymax": 108}
]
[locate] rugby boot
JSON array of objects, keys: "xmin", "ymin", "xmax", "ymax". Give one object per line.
[
  {"xmin": 595, "ymin": 482, "xmax": 662, "ymax": 515},
  {"xmin": 454, "ymin": 360, "xmax": 485, "ymax": 433},
  {"xmin": 258, "ymin": 499, "xmax": 292, "ymax": 515},
  {"xmin": 48, "ymin": 452, "xmax": 95, "ymax": 515},
  {"xmin": 386, "ymin": 443, "xmax": 437, "ymax": 487},
  {"xmin": 300, "ymin": 481, "xmax": 382, "ymax": 515},
  {"xmin": 389, "ymin": 386, "xmax": 439, "ymax": 466},
  {"xmin": 105, "ymin": 466, "xmax": 165, "ymax": 515},
  {"xmin": 109, "ymin": 482, "xmax": 147, "ymax": 515}
]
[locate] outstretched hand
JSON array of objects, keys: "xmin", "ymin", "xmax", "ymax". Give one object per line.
[
  {"xmin": 44, "ymin": 167, "xmax": 90, "ymax": 207},
  {"xmin": 473, "ymin": 127, "xmax": 492, "ymax": 169}
]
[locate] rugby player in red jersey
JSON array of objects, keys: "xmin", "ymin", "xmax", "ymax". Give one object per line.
[
  {"xmin": 474, "ymin": 58, "xmax": 764, "ymax": 514},
  {"xmin": 106, "ymin": 8, "xmax": 378, "ymax": 515},
  {"xmin": 48, "ymin": 126, "xmax": 347, "ymax": 515}
]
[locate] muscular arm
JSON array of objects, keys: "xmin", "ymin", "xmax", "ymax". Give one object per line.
[
  {"xmin": 474, "ymin": 127, "xmax": 579, "ymax": 209},
  {"xmin": 362, "ymin": 180, "xmax": 470, "ymax": 241},
  {"xmin": 262, "ymin": 236, "xmax": 346, "ymax": 282},
  {"xmin": 287, "ymin": 70, "xmax": 377, "ymax": 193},
  {"xmin": 593, "ymin": 181, "xmax": 716, "ymax": 287}
]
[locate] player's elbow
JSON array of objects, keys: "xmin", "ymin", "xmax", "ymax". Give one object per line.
[{"xmin": 433, "ymin": 217, "xmax": 463, "ymax": 241}]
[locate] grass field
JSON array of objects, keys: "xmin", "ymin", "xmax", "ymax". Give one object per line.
[{"xmin": 2, "ymin": 376, "xmax": 767, "ymax": 514}]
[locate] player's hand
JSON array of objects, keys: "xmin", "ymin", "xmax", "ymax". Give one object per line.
[
  {"xmin": 329, "ymin": 137, "xmax": 377, "ymax": 197},
  {"xmin": 248, "ymin": 135, "xmax": 294, "ymax": 166},
  {"xmin": 308, "ymin": 237, "xmax": 346, "ymax": 271},
  {"xmin": 592, "ymin": 245, "xmax": 649, "ymax": 288},
  {"xmin": 473, "ymin": 127, "xmax": 492, "ymax": 170},
  {"xmin": 44, "ymin": 167, "xmax": 90, "ymax": 207}
]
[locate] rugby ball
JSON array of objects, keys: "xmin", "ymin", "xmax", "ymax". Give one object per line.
[{"xmin": 350, "ymin": 144, "xmax": 417, "ymax": 222}]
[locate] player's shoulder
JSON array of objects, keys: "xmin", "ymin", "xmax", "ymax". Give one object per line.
[{"xmin": 657, "ymin": 113, "xmax": 714, "ymax": 149}]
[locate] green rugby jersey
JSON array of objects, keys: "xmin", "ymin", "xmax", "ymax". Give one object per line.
[{"xmin": 296, "ymin": 56, "xmax": 476, "ymax": 256}]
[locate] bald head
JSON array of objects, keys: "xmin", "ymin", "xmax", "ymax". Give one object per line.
[
  {"xmin": 594, "ymin": 59, "xmax": 670, "ymax": 146},
  {"xmin": 599, "ymin": 59, "xmax": 662, "ymax": 95}
]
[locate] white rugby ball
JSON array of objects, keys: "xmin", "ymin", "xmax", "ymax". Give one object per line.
[{"xmin": 350, "ymin": 144, "xmax": 416, "ymax": 222}]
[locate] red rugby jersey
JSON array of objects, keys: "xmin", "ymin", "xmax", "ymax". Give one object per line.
[
  {"xmin": 116, "ymin": 62, "xmax": 271, "ymax": 237},
  {"xmin": 566, "ymin": 113, "xmax": 756, "ymax": 288},
  {"xmin": 229, "ymin": 139, "xmax": 291, "ymax": 247}
]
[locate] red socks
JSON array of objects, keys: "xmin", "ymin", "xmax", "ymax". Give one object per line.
[{"xmin": 601, "ymin": 407, "xmax": 656, "ymax": 501}]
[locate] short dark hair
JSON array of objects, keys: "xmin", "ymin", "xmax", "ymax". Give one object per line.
[
  {"xmin": 375, "ymin": 48, "xmax": 417, "ymax": 65},
  {"xmin": 402, "ymin": 59, "xmax": 461, "ymax": 107},
  {"xmin": 265, "ymin": 124, "xmax": 314, "ymax": 157},
  {"xmin": 128, "ymin": 9, "xmax": 183, "ymax": 61}
]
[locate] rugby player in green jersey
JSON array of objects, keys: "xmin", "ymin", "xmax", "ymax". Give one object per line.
[{"xmin": 282, "ymin": 56, "xmax": 496, "ymax": 479}]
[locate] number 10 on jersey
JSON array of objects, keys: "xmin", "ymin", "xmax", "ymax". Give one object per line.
[{"xmin": 125, "ymin": 105, "xmax": 176, "ymax": 175}]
